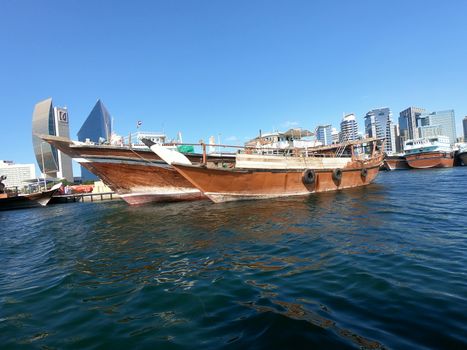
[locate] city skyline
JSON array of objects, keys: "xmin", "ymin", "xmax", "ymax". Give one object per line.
[{"xmin": 1, "ymin": 1, "xmax": 467, "ymax": 172}]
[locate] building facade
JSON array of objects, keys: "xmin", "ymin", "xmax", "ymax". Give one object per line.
[
  {"xmin": 364, "ymin": 107, "xmax": 396, "ymax": 154},
  {"xmin": 316, "ymin": 125, "xmax": 332, "ymax": 146},
  {"xmin": 0, "ymin": 160, "xmax": 36, "ymax": 189},
  {"xmin": 32, "ymin": 98, "xmax": 73, "ymax": 182},
  {"xmin": 399, "ymin": 107, "xmax": 425, "ymax": 141},
  {"xmin": 418, "ymin": 110, "xmax": 457, "ymax": 145},
  {"xmin": 77, "ymin": 100, "xmax": 112, "ymax": 181},
  {"xmin": 339, "ymin": 114, "xmax": 358, "ymax": 142}
]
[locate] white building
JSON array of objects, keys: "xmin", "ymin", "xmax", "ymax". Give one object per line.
[
  {"xmin": 364, "ymin": 107, "xmax": 396, "ymax": 154},
  {"xmin": 0, "ymin": 160, "xmax": 36, "ymax": 189},
  {"xmin": 340, "ymin": 114, "xmax": 359, "ymax": 142}
]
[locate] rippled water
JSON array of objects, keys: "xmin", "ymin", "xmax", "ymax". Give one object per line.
[{"xmin": 1, "ymin": 168, "xmax": 466, "ymax": 349}]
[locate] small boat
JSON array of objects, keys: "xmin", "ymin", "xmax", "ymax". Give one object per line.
[
  {"xmin": 146, "ymin": 138, "xmax": 385, "ymax": 203},
  {"xmin": 40, "ymin": 134, "xmax": 234, "ymax": 205},
  {"xmin": 0, "ymin": 178, "xmax": 62, "ymax": 211},
  {"xmin": 404, "ymin": 136, "xmax": 454, "ymax": 169},
  {"xmin": 383, "ymin": 154, "xmax": 410, "ymax": 171},
  {"xmin": 457, "ymin": 144, "xmax": 467, "ymax": 166}
]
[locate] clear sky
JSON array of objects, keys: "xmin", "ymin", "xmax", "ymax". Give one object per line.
[{"xmin": 1, "ymin": 0, "xmax": 466, "ymax": 174}]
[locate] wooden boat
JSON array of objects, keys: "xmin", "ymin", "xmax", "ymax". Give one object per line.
[
  {"xmin": 404, "ymin": 136, "xmax": 454, "ymax": 169},
  {"xmin": 0, "ymin": 180, "xmax": 62, "ymax": 211},
  {"xmin": 146, "ymin": 138, "xmax": 385, "ymax": 203},
  {"xmin": 39, "ymin": 135, "xmax": 234, "ymax": 205},
  {"xmin": 383, "ymin": 155, "xmax": 410, "ymax": 171}
]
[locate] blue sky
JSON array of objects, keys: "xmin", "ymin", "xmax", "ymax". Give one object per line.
[{"xmin": 1, "ymin": 0, "xmax": 466, "ymax": 174}]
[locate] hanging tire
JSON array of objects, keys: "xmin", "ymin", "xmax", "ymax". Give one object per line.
[
  {"xmin": 302, "ymin": 169, "xmax": 316, "ymax": 185},
  {"xmin": 361, "ymin": 167, "xmax": 368, "ymax": 178},
  {"xmin": 332, "ymin": 168, "xmax": 342, "ymax": 183}
]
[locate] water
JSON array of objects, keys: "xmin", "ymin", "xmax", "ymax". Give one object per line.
[{"xmin": 1, "ymin": 168, "xmax": 466, "ymax": 349}]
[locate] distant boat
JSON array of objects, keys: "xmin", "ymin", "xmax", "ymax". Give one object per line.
[
  {"xmin": 0, "ymin": 181, "xmax": 62, "ymax": 211},
  {"xmin": 383, "ymin": 154, "xmax": 410, "ymax": 171},
  {"xmin": 147, "ymin": 138, "xmax": 385, "ymax": 203},
  {"xmin": 457, "ymin": 144, "xmax": 467, "ymax": 166},
  {"xmin": 39, "ymin": 134, "xmax": 234, "ymax": 206},
  {"xmin": 404, "ymin": 136, "xmax": 454, "ymax": 169}
]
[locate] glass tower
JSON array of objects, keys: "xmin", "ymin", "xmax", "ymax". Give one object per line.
[
  {"xmin": 365, "ymin": 107, "xmax": 396, "ymax": 154},
  {"xmin": 32, "ymin": 98, "xmax": 74, "ymax": 181},
  {"xmin": 316, "ymin": 125, "xmax": 332, "ymax": 145},
  {"xmin": 77, "ymin": 100, "xmax": 112, "ymax": 181}
]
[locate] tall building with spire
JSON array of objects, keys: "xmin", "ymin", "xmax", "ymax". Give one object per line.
[
  {"xmin": 364, "ymin": 107, "xmax": 396, "ymax": 154},
  {"xmin": 77, "ymin": 100, "xmax": 112, "ymax": 181},
  {"xmin": 32, "ymin": 98, "xmax": 73, "ymax": 182}
]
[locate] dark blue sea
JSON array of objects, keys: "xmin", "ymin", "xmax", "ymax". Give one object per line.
[{"xmin": 1, "ymin": 168, "xmax": 466, "ymax": 349}]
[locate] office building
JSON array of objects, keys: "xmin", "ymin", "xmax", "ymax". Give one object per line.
[
  {"xmin": 399, "ymin": 107, "xmax": 425, "ymax": 141},
  {"xmin": 364, "ymin": 107, "xmax": 396, "ymax": 154},
  {"xmin": 32, "ymin": 98, "xmax": 73, "ymax": 182},
  {"xmin": 77, "ymin": 100, "xmax": 112, "ymax": 181},
  {"xmin": 339, "ymin": 114, "xmax": 358, "ymax": 142},
  {"xmin": 463, "ymin": 116, "xmax": 467, "ymax": 141},
  {"xmin": 418, "ymin": 110, "xmax": 457, "ymax": 145},
  {"xmin": 331, "ymin": 128, "xmax": 339, "ymax": 144},
  {"xmin": 316, "ymin": 125, "xmax": 332, "ymax": 146},
  {"xmin": 0, "ymin": 160, "xmax": 36, "ymax": 189}
]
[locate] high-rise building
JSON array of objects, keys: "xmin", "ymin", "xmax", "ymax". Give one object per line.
[
  {"xmin": 316, "ymin": 125, "xmax": 332, "ymax": 145},
  {"xmin": 418, "ymin": 110, "xmax": 457, "ymax": 145},
  {"xmin": 77, "ymin": 100, "xmax": 112, "ymax": 181},
  {"xmin": 339, "ymin": 113, "xmax": 358, "ymax": 142},
  {"xmin": 399, "ymin": 107, "xmax": 425, "ymax": 141},
  {"xmin": 463, "ymin": 116, "xmax": 467, "ymax": 141},
  {"xmin": 0, "ymin": 160, "xmax": 36, "ymax": 189},
  {"xmin": 32, "ymin": 98, "xmax": 74, "ymax": 182},
  {"xmin": 331, "ymin": 128, "xmax": 339, "ymax": 144},
  {"xmin": 364, "ymin": 107, "xmax": 396, "ymax": 154}
]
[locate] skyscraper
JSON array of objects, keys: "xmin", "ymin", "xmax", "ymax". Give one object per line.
[
  {"xmin": 463, "ymin": 116, "xmax": 467, "ymax": 141},
  {"xmin": 316, "ymin": 125, "xmax": 332, "ymax": 145},
  {"xmin": 32, "ymin": 98, "xmax": 73, "ymax": 182},
  {"xmin": 77, "ymin": 100, "xmax": 112, "ymax": 181},
  {"xmin": 340, "ymin": 114, "xmax": 358, "ymax": 142},
  {"xmin": 418, "ymin": 110, "xmax": 457, "ymax": 145},
  {"xmin": 364, "ymin": 107, "xmax": 396, "ymax": 154},
  {"xmin": 399, "ymin": 107, "xmax": 425, "ymax": 141}
]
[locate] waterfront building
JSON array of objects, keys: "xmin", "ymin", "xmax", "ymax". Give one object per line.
[
  {"xmin": 418, "ymin": 110, "xmax": 457, "ymax": 145},
  {"xmin": 331, "ymin": 128, "xmax": 339, "ymax": 144},
  {"xmin": 32, "ymin": 98, "xmax": 74, "ymax": 182},
  {"xmin": 399, "ymin": 107, "xmax": 425, "ymax": 142},
  {"xmin": 463, "ymin": 116, "xmax": 467, "ymax": 141},
  {"xmin": 364, "ymin": 107, "xmax": 396, "ymax": 154},
  {"xmin": 0, "ymin": 160, "xmax": 36, "ymax": 189},
  {"xmin": 339, "ymin": 114, "xmax": 358, "ymax": 142},
  {"xmin": 77, "ymin": 100, "xmax": 112, "ymax": 181},
  {"xmin": 316, "ymin": 125, "xmax": 332, "ymax": 146}
]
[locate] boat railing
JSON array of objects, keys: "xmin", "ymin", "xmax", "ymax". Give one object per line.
[{"xmin": 161, "ymin": 138, "xmax": 383, "ymax": 165}]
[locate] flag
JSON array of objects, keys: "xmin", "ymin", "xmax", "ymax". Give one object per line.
[{"xmin": 137, "ymin": 120, "xmax": 142, "ymax": 128}]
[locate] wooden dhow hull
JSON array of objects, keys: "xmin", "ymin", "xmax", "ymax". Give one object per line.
[
  {"xmin": 171, "ymin": 154, "xmax": 384, "ymax": 203},
  {"xmin": 40, "ymin": 135, "xmax": 231, "ymax": 205},
  {"xmin": 0, "ymin": 184, "xmax": 61, "ymax": 211},
  {"xmin": 405, "ymin": 151, "xmax": 454, "ymax": 169},
  {"xmin": 383, "ymin": 156, "xmax": 410, "ymax": 171}
]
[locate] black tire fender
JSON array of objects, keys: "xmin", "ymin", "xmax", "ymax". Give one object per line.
[
  {"xmin": 332, "ymin": 168, "xmax": 342, "ymax": 183},
  {"xmin": 361, "ymin": 167, "xmax": 368, "ymax": 178},
  {"xmin": 302, "ymin": 169, "xmax": 316, "ymax": 185}
]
